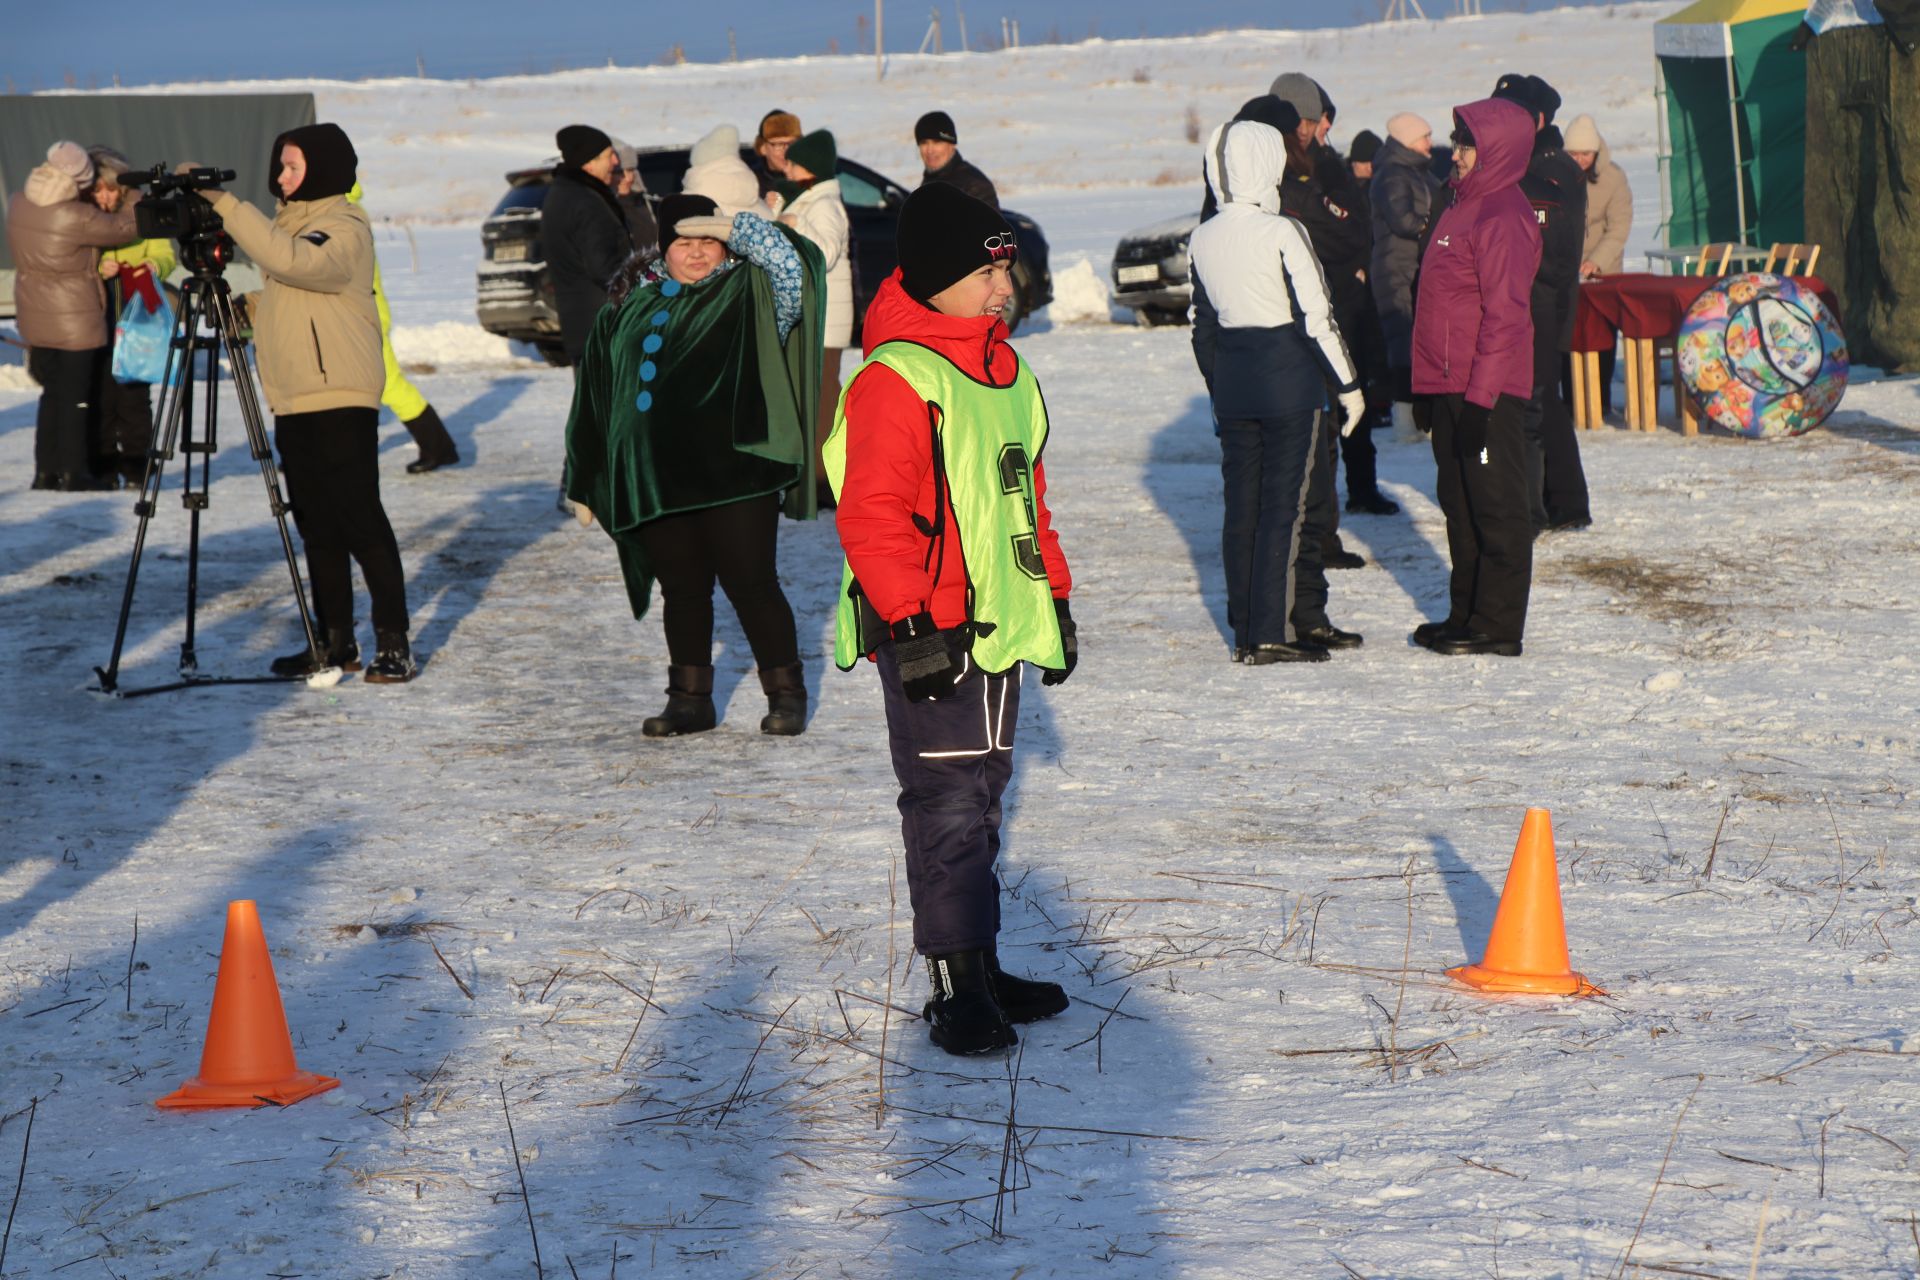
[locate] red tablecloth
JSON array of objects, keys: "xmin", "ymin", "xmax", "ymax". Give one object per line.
[{"xmin": 1571, "ymin": 273, "xmax": 1840, "ymax": 352}]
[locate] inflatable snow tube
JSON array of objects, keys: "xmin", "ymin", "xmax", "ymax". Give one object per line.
[{"xmin": 1677, "ymin": 273, "xmax": 1848, "ymax": 438}]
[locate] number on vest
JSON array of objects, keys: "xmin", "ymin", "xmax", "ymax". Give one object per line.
[{"xmin": 997, "ymin": 443, "xmax": 1047, "ymax": 581}]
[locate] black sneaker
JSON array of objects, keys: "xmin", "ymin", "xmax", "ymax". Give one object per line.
[
  {"xmin": 1246, "ymin": 641, "xmax": 1331, "ymax": 664},
  {"xmin": 989, "ymin": 953, "xmax": 1068, "ymax": 1024},
  {"xmin": 270, "ymin": 627, "xmax": 360, "ymax": 677},
  {"xmin": 923, "ymin": 952, "xmax": 1018, "ymax": 1056},
  {"xmin": 1345, "ymin": 492, "xmax": 1401, "ymax": 515},
  {"xmin": 1297, "ymin": 624, "xmax": 1363, "ymax": 649},
  {"xmin": 1430, "ymin": 631, "xmax": 1523, "ymax": 658},
  {"xmin": 363, "ymin": 630, "xmax": 417, "ymax": 683}
]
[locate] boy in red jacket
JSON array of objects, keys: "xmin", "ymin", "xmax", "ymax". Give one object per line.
[{"xmin": 823, "ymin": 184, "xmax": 1077, "ymax": 1056}]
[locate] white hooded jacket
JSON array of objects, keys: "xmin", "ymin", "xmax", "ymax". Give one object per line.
[
  {"xmin": 1188, "ymin": 119, "xmax": 1357, "ymax": 393},
  {"xmin": 782, "ymin": 178, "xmax": 852, "ymax": 347}
]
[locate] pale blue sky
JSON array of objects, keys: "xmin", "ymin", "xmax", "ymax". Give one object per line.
[{"xmin": 3, "ymin": 0, "xmax": 1579, "ymax": 89}]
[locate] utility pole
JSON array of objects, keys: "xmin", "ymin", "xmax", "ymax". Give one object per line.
[
  {"xmin": 919, "ymin": 8, "xmax": 943, "ymax": 54},
  {"xmin": 728, "ymin": 27, "xmax": 738, "ymax": 60},
  {"xmin": 876, "ymin": 0, "xmax": 885, "ymax": 79},
  {"xmin": 956, "ymin": 4, "xmax": 969, "ymax": 51}
]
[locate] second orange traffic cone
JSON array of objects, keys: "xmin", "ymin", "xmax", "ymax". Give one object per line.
[
  {"xmin": 157, "ymin": 901, "xmax": 339, "ymax": 1110},
  {"xmin": 1447, "ymin": 808, "xmax": 1601, "ymax": 997}
]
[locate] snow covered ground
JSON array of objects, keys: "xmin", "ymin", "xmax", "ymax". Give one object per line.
[{"xmin": 5, "ymin": 8, "xmax": 1920, "ymax": 1278}]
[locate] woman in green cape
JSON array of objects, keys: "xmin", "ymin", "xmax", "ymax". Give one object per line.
[{"xmin": 565, "ymin": 193, "xmax": 826, "ymax": 737}]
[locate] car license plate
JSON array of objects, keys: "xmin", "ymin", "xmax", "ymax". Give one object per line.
[
  {"xmin": 1116, "ymin": 263, "xmax": 1160, "ymax": 285},
  {"xmin": 493, "ymin": 241, "xmax": 529, "ymax": 263}
]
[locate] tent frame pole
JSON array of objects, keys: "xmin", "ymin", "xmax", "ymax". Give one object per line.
[
  {"xmin": 1725, "ymin": 29, "xmax": 1750, "ymax": 250},
  {"xmin": 1655, "ymin": 55, "xmax": 1672, "ymax": 258}
]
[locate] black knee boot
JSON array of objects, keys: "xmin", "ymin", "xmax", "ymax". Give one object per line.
[
  {"xmin": 642, "ymin": 665, "xmax": 716, "ymax": 737},
  {"xmin": 757, "ymin": 663, "xmax": 807, "ymax": 736},
  {"xmin": 923, "ymin": 951, "xmax": 1017, "ymax": 1056}
]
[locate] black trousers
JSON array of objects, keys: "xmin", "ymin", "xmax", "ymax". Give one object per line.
[
  {"xmin": 274, "ymin": 407, "xmax": 410, "ymax": 636},
  {"xmin": 1430, "ymin": 393, "xmax": 1533, "ymax": 643},
  {"xmin": 1334, "ymin": 293, "xmax": 1388, "ymax": 501},
  {"xmin": 638, "ymin": 495, "xmax": 798, "ymax": 670},
  {"xmin": 96, "ymin": 376, "xmax": 155, "ymax": 479},
  {"xmin": 877, "ymin": 642, "xmax": 1020, "ymax": 957},
  {"xmin": 1219, "ymin": 410, "xmax": 1329, "ymax": 648},
  {"xmin": 29, "ymin": 346, "xmax": 105, "ymax": 481},
  {"xmin": 1522, "ymin": 382, "xmax": 1592, "ymax": 528}
]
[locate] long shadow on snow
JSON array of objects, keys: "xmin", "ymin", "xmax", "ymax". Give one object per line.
[
  {"xmin": 0, "ymin": 495, "xmax": 124, "ymax": 583},
  {"xmin": 376, "ymin": 373, "xmax": 534, "ymax": 467},
  {"xmin": 402, "ymin": 476, "xmax": 567, "ymax": 670},
  {"xmin": 1141, "ymin": 393, "xmax": 1232, "ymax": 649},
  {"xmin": 1429, "ymin": 833, "xmax": 1500, "ymax": 960},
  {"xmin": 1339, "ymin": 431, "xmax": 1454, "ymax": 637}
]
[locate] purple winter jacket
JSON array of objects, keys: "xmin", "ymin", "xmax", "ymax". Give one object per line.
[{"xmin": 1410, "ymin": 98, "xmax": 1542, "ymax": 408}]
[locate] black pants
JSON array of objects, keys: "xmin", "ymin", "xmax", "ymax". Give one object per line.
[
  {"xmin": 1334, "ymin": 294, "xmax": 1388, "ymax": 502},
  {"xmin": 1522, "ymin": 382, "xmax": 1592, "ymax": 528},
  {"xmin": 877, "ymin": 642, "xmax": 1020, "ymax": 957},
  {"xmin": 638, "ymin": 495, "xmax": 798, "ymax": 670},
  {"xmin": 96, "ymin": 376, "xmax": 155, "ymax": 479},
  {"xmin": 1430, "ymin": 393, "xmax": 1533, "ymax": 643},
  {"xmin": 1219, "ymin": 410, "xmax": 1329, "ymax": 648},
  {"xmin": 29, "ymin": 346, "xmax": 105, "ymax": 482},
  {"xmin": 275, "ymin": 407, "xmax": 410, "ymax": 636}
]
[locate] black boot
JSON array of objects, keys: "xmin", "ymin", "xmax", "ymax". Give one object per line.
[
  {"xmin": 402, "ymin": 405, "xmax": 459, "ymax": 473},
  {"xmin": 757, "ymin": 663, "xmax": 807, "ymax": 736},
  {"xmin": 363, "ymin": 630, "xmax": 417, "ymax": 683},
  {"xmin": 989, "ymin": 950, "xmax": 1068, "ymax": 1024},
  {"xmin": 271, "ymin": 626, "xmax": 361, "ymax": 677},
  {"xmin": 922, "ymin": 951, "xmax": 1018, "ymax": 1056},
  {"xmin": 642, "ymin": 665, "xmax": 716, "ymax": 737}
]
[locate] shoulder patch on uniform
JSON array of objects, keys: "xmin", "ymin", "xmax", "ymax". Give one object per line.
[{"xmin": 302, "ymin": 231, "xmax": 331, "ymax": 246}]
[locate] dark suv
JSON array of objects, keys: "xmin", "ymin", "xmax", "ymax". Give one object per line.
[{"xmin": 478, "ymin": 147, "xmax": 1053, "ymax": 363}]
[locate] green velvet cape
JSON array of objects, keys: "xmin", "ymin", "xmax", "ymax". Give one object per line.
[{"xmin": 564, "ymin": 227, "xmax": 825, "ymax": 620}]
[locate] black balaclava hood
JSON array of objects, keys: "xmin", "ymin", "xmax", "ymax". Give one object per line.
[{"xmin": 270, "ymin": 122, "xmax": 357, "ymax": 202}]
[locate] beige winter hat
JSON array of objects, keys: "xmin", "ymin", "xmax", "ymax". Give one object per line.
[
  {"xmin": 1563, "ymin": 114, "xmax": 1603, "ymax": 153},
  {"xmin": 1386, "ymin": 112, "xmax": 1431, "ymax": 146},
  {"xmin": 682, "ymin": 123, "xmax": 760, "ymax": 219}
]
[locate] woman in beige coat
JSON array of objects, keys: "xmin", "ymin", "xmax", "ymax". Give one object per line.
[
  {"xmin": 5, "ymin": 141, "xmax": 137, "ymax": 489},
  {"xmin": 1564, "ymin": 114, "xmax": 1632, "ymax": 414}
]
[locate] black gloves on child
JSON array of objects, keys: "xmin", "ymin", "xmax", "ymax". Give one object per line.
[
  {"xmin": 891, "ymin": 611, "xmax": 965, "ymax": 702},
  {"xmin": 1042, "ymin": 598, "xmax": 1076, "ymax": 687}
]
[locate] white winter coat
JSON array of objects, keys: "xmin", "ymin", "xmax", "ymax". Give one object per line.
[
  {"xmin": 781, "ymin": 178, "xmax": 853, "ymax": 347},
  {"xmin": 1189, "ymin": 121, "xmax": 1356, "ymax": 387}
]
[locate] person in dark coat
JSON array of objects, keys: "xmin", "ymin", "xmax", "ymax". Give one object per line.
[
  {"xmin": 545, "ymin": 124, "xmax": 632, "ymax": 365},
  {"xmin": 1370, "ymin": 113, "xmax": 1440, "ymax": 438},
  {"xmin": 914, "ymin": 111, "xmax": 999, "ymax": 208},
  {"xmin": 1409, "ymin": 101, "xmax": 1542, "ymax": 658},
  {"xmin": 1492, "ymin": 74, "xmax": 1591, "ymax": 533}
]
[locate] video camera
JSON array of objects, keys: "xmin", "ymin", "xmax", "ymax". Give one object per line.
[{"xmin": 125, "ymin": 165, "xmax": 238, "ymax": 273}]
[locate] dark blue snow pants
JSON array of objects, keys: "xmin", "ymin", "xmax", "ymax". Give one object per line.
[
  {"xmin": 876, "ymin": 641, "xmax": 1021, "ymax": 957},
  {"xmin": 1219, "ymin": 408, "xmax": 1330, "ymax": 650}
]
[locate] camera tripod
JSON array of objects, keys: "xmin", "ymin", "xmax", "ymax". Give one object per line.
[{"xmin": 92, "ymin": 266, "xmax": 337, "ymax": 697}]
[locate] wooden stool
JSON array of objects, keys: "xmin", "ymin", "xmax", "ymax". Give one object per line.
[{"xmin": 1571, "ymin": 351, "xmax": 1602, "ymax": 429}]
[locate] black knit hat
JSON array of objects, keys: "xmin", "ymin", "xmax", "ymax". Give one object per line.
[
  {"xmin": 896, "ymin": 182, "xmax": 1016, "ymax": 303},
  {"xmin": 914, "ymin": 110, "xmax": 958, "ymax": 144},
  {"xmin": 786, "ymin": 129, "xmax": 837, "ymax": 180},
  {"xmin": 268, "ymin": 122, "xmax": 357, "ymax": 201},
  {"xmin": 1492, "ymin": 73, "xmax": 1539, "ymax": 116},
  {"xmin": 556, "ymin": 123, "xmax": 613, "ymax": 168},
  {"xmin": 656, "ymin": 193, "xmax": 728, "ymax": 244},
  {"xmin": 1348, "ymin": 129, "xmax": 1383, "ymax": 164},
  {"xmin": 1233, "ymin": 94, "xmax": 1303, "ymax": 136}
]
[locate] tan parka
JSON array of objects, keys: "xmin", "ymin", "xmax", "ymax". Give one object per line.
[
  {"xmin": 5, "ymin": 166, "xmax": 138, "ymax": 350},
  {"xmin": 208, "ymin": 189, "xmax": 382, "ymax": 415}
]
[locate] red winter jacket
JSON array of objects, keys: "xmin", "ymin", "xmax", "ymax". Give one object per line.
[
  {"xmin": 835, "ymin": 271, "xmax": 1071, "ymax": 629},
  {"xmin": 1410, "ymin": 97, "xmax": 1541, "ymax": 409}
]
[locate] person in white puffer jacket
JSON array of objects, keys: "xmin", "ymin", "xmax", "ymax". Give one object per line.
[{"xmin": 767, "ymin": 129, "xmax": 852, "ymax": 503}]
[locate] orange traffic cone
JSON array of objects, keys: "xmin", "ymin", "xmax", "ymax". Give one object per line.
[
  {"xmin": 157, "ymin": 901, "xmax": 339, "ymax": 1110},
  {"xmin": 1446, "ymin": 809, "xmax": 1601, "ymax": 997}
]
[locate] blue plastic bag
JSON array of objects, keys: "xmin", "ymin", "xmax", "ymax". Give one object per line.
[{"xmin": 111, "ymin": 292, "xmax": 174, "ymax": 385}]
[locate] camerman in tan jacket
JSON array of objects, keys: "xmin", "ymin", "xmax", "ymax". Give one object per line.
[{"xmin": 194, "ymin": 122, "xmax": 415, "ymax": 682}]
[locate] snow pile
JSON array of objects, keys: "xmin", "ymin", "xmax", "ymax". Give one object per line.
[
  {"xmin": 389, "ymin": 320, "xmax": 522, "ymax": 367},
  {"xmin": 1041, "ymin": 256, "xmax": 1123, "ymax": 325}
]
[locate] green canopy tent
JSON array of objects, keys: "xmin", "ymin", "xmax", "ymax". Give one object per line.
[{"xmin": 1655, "ymin": 0, "xmax": 1807, "ymax": 252}]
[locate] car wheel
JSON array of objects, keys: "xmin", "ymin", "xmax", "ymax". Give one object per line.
[
  {"xmin": 1000, "ymin": 275, "xmax": 1028, "ymax": 335},
  {"xmin": 1139, "ymin": 307, "xmax": 1189, "ymax": 328}
]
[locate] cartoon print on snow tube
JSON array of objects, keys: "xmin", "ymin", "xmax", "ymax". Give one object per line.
[{"xmin": 1677, "ymin": 273, "xmax": 1849, "ymax": 438}]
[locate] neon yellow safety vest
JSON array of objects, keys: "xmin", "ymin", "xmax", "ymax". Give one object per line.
[{"xmin": 823, "ymin": 340, "xmax": 1066, "ymax": 676}]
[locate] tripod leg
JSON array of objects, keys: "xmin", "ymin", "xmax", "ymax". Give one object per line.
[
  {"xmin": 178, "ymin": 321, "xmax": 219, "ymax": 676},
  {"xmin": 95, "ymin": 280, "xmax": 201, "ymax": 693},
  {"xmin": 209, "ymin": 284, "xmax": 334, "ymax": 680}
]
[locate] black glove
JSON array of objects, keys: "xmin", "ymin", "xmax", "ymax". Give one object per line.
[
  {"xmin": 891, "ymin": 611, "xmax": 965, "ymax": 702},
  {"xmin": 1454, "ymin": 398, "xmax": 1493, "ymax": 457},
  {"xmin": 1042, "ymin": 598, "xmax": 1076, "ymax": 687}
]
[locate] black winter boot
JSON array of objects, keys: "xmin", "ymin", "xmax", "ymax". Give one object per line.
[
  {"xmin": 271, "ymin": 626, "xmax": 360, "ymax": 677},
  {"xmin": 922, "ymin": 951, "xmax": 1018, "ymax": 1056},
  {"xmin": 403, "ymin": 405, "xmax": 460, "ymax": 473},
  {"xmin": 642, "ymin": 665, "xmax": 716, "ymax": 737},
  {"xmin": 989, "ymin": 950, "xmax": 1068, "ymax": 1024},
  {"xmin": 363, "ymin": 630, "xmax": 417, "ymax": 683},
  {"xmin": 757, "ymin": 663, "xmax": 807, "ymax": 736}
]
